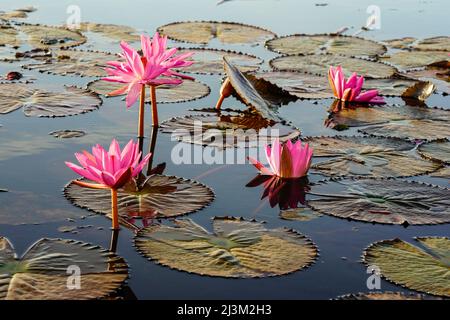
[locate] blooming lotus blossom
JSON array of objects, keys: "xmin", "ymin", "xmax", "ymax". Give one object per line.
[
  {"xmin": 328, "ymin": 66, "xmax": 385, "ymax": 104},
  {"xmin": 248, "ymin": 139, "xmax": 313, "ymax": 178},
  {"xmin": 65, "ymin": 139, "xmax": 151, "ymax": 189}
]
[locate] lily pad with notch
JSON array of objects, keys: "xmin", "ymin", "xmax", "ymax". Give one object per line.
[{"xmin": 19, "ymin": 24, "xmax": 86, "ymax": 49}]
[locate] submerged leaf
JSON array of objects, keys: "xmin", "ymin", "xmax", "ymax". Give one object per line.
[
  {"xmin": 418, "ymin": 139, "xmax": 450, "ymax": 164},
  {"xmin": 87, "ymin": 79, "xmax": 211, "ymax": 103},
  {"xmin": 270, "ymin": 54, "xmax": 397, "ymax": 79},
  {"xmin": 266, "ymin": 34, "xmax": 386, "ymax": 57},
  {"xmin": 307, "ymin": 178, "xmax": 450, "ymax": 225},
  {"xmin": 19, "ymin": 24, "xmax": 86, "ymax": 49},
  {"xmin": 363, "ymin": 237, "xmax": 450, "ymax": 297},
  {"xmin": 134, "ymin": 217, "xmax": 317, "ymax": 278},
  {"xmin": 305, "ymin": 136, "xmax": 441, "ymax": 177},
  {"xmin": 0, "ymin": 237, "xmax": 128, "ymax": 300},
  {"xmin": 64, "ymin": 175, "xmax": 214, "ymax": 222},
  {"xmin": 49, "ymin": 130, "xmax": 86, "ymax": 139},
  {"xmin": 157, "ymin": 21, "xmax": 276, "ymax": 44}
]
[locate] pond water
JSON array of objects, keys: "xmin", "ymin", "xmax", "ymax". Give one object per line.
[{"xmin": 0, "ymin": 0, "xmax": 449, "ymax": 299}]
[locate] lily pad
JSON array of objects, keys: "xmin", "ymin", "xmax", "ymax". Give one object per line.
[
  {"xmin": 77, "ymin": 22, "xmax": 140, "ymax": 42},
  {"xmin": 19, "ymin": 24, "xmax": 86, "ymax": 49},
  {"xmin": 64, "ymin": 175, "xmax": 214, "ymax": 221},
  {"xmin": 430, "ymin": 167, "xmax": 450, "ymax": 179},
  {"xmin": 403, "ymin": 68, "xmax": 450, "ymax": 95},
  {"xmin": 87, "ymin": 79, "xmax": 211, "ymax": 103},
  {"xmin": 160, "ymin": 110, "xmax": 300, "ymax": 148},
  {"xmin": 175, "ymin": 48, "xmax": 262, "ymax": 75},
  {"xmin": 415, "ymin": 36, "xmax": 450, "ymax": 51},
  {"xmin": 363, "ymin": 237, "xmax": 450, "ymax": 297},
  {"xmin": 134, "ymin": 217, "xmax": 317, "ymax": 278},
  {"xmin": 49, "ymin": 130, "xmax": 86, "ymax": 139},
  {"xmin": 280, "ymin": 207, "xmax": 322, "ymax": 221},
  {"xmin": 157, "ymin": 21, "xmax": 276, "ymax": 45},
  {"xmin": 380, "ymin": 51, "xmax": 449, "ymax": 71},
  {"xmin": 270, "ymin": 54, "xmax": 397, "ymax": 79},
  {"xmin": 418, "ymin": 139, "xmax": 450, "ymax": 164},
  {"xmin": 305, "ymin": 136, "xmax": 441, "ymax": 177},
  {"xmin": 0, "ymin": 25, "xmax": 20, "ymax": 46},
  {"xmin": 0, "ymin": 237, "xmax": 128, "ymax": 300},
  {"xmin": 384, "ymin": 37, "xmax": 418, "ymax": 49},
  {"xmin": 266, "ymin": 34, "xmax": 386, "ymax": 57},
  {"xmin": 0, "ymin": 6, "xmax": 36, "ymax": 21},
  {"xmin": 307, "ymin": 178, "xmax": 450, "ymax": 225},
  {"xmin": 336, "ymin": 292, "xmax": 442, "ymax": 300},
  {"xmin": 23, "ymin": 49, "xmax": 117, "ymax": 77}
]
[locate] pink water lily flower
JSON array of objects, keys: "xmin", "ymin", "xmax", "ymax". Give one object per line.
[
  {"xmin": 248, "ymin": 139, "xmax": 313, "ymax": 178},
  {"xmin": 65, "ymin": 139, "xmax": 151, "ymax": 189},
  {"xmin": 328, "ymin": 66, "xmax": 385, "ymax": 104}
]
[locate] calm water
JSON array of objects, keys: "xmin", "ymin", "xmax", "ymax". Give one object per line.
[{"xmin": 0, "ymin": 0, "xmax": 449, "ymax": 299}]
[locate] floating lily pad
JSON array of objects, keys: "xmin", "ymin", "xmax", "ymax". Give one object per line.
[
  {"xmin": 380, "ymin": 51, "xmax": 449, "ymax": 71},
  {"xmin": 77, "ymin": 22, "xmax": 140, "ymax": 42},
  {"xmin": 160, "ymin": 110, "xmax": 300, "ymax": 148},
  {"xmin": 19, "ymin": 24, "xmax": 86, "ymax": 49},
  {"xmin": 64, "ymin": 175, "xmax": 214, "ymax": 221},
  {"xmin": 0, "ymin": 25, "xmax": 20, "ymax": 46},
  {"xmin": 87, "ymin": 79, "xmax": 210, "ymax": 103},
  {"xmin": 175, "ymin": 48, "xmax": 262, "ymax": 75},
  {"xmin": 305, "ymin": 136, "xmax": 441, "ymax": 177},
  {"xmin": 49, "ymin": 130, "xmax": 86, "ymax": 139},
  {"xmin": 0, "ymin": 84, "xmax": 35, "ymax": 114},
  {"xmin": 270, "ymin": 54, "xmax": 397, "ymax": 79},
  {"xmin": 266, "ymin": 34, "xmax": 386, "ymax": 57},
  {"xmin": 384, "ymin": 37, "xmax": 418, "ymax": 49},
  {"xmin": 157, "ymin": 21, "xmax": 276, "ymax": 44},
  {"xmin": 279, "ymin": 207, "xmax": 322, "ymax": 221},
  {"xmin": 0, "ymin": 6, "xmax": 36, "ymax": 21},
  {"xmin": 0, "ymin": 237, "xmax": 128, "ymax": 300},
  {"xmin": 415, "ymin": 36, "xmax": 450, "ymax": 51},
  {"xmin": 418, "ymin": 139, "xmax": 450, "ymax": 164},
  {"xmin": 23, "ymin": 49, "xmax": 117, "ymax": 77},
  {"xmin": 307, "ymin": 178, "xmax": 450, "ymax": 225},
  {"xmin": 336, "ymin": 292, "xmax": 442, "ymax": 300},
  {"xmin": 134, "ymin": 217, "xmax": 317, "ymax": 278},
  {"xmin": 363, "ymin": 237, "xmax": 450, "ymax": 297},
  {"xmin": 430, "ymin": 167, "xmax": 450, "ymax": 179},
  {"xmin": 403, "ymin": 68, "xmax": 450, "ymax": 95}
]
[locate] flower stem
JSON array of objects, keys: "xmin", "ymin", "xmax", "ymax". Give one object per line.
[
  {"xmin": 215, "ymin": 94, "xmax": 226, "ymax": 110},
  {"xmin": 111, "ymin": 188, "xmax": 119, "ymax": 230},
  {"xmin": 138, "ymin": 85, "xmax": 146, "ymax": 139},
  {"xmin": 150, "ymin": 85, "xmax": 158, "ymax": 127}
]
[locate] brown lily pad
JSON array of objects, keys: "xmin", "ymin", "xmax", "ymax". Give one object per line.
[
  {"xmin": 0, "ymin": 237, "xmax": 128, "ymax": 300},
  {"xmin": 76, "ymin": 22, "xmax": 140, "ymax": 42},
  {"xmin": 266, "ymin": 34, "xmax": 386, "ymax": 57},
  {"xmin": 49, "ymin": 130, "xmax": 86, "ymax": 139},
  {"xmin": 336, "ymin": 292, "xmax": 443, "ymax": 300},
  {"xmin": 380, "ymin": 50, "xmax": 449, "ymax": 71},
  {"xmin": 279, "ymin": 207, "xmax": 322, "ymax": 221},
  {"xmin": 418, "ymin": 139, "xmax": 450, "ymax": 164},
  {"xmin": 157, "ymin": 21, "xmax": 276, "ymax": 45},
  {"xmin": 134, "ymin": 217, "xmax": 317, "ymax": 278},
  {"xmin": 403, "ymin": 68, "xmax": 450, "ymax": 95},
  {"xmin": 384, "ymin": 37, "xmax": 418, "ymax": 49},
  {"xmin": 307, "ymin": 178, "xmax": 450, "ymax": 225},
  {"xmin": 19, "ymin": 24, "xmax": 86, "ymax": 49},
  {"xmin": 270, "ymin": 54, "xmax": 397, "ymax": 79},
  {"xmin": 305, "ymin": 136, "xmax": 441, "ymax": 177},
  {"xmin": 160, "ymin": 110, "xmax": 300, "ymax": 148},
  {"xmin": 23, "ymin": 49, "xmax": 117, "ymax": 77},
  {"xmin": 430, "ymin": 167, "xmax": 450, "ymax": 179},
  {"xmin": 0, "ymin": 25, "xmax": 20, "ymax": 46},
  {"xmin": 64, "ymin": 175, "xmax": 214, "ymax": 221},
  {"xmin": 363, "ymin": 237, "xmax": 450, "ymax": 297},
  {"xmin": 87, "ymin": 79, "xmax": 211, "ymax": 103},
  {"xmin": 415, "ymin": 36, "xmax": 450, "ymax": 51}
]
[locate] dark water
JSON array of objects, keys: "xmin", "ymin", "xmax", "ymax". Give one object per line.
[{"xmin": 0, "ymin": 0, "xmax": 449, "ymax": 299}]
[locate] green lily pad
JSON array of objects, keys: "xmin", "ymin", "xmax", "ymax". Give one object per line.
[
  {"xmin": 305, "ymin": 136, "xmax": 441, "ymax": 177},
  {"xmin": 49, "ymin": 130, "xmax": 86, "ymax": 139},
  {"xmin": 380, "ymin": 50, "xmax": 449, "ymax": 71},
  {"xmin": 134, "ymin": 217, "xmax": 317, "ymax": 278},
  {"xmin": 87, "ymin": 79, "xmax": 210, "ymax": 103},
  {"xmin": 0, "ymin": 237, "xmax": 128, "ymax": 300},
  {"xmin": 157, "ymin": 21, "xmax": 276, "ymax": 45},
  {"xmin": 363, "ymin": 237, "xmax": 450, "ymax": 297},
  {"xmin": 64, "ymin": 175, "xmax": 214, "ymax": 221},
  {"xmin": 19, "ymin": 24, "xmax": 86, "ymax": 49},
  {"xmin": 270, "ymin": 54, "xmax": 397, "ymax": 79},
  {"xmin": 266, "ymin": 34, "xmax": 386, "ymax": 57},
  {"xmin": 160, "ymin": 110, "xmax": 300, "ymax": 148},
  {"xmin": 307, "ymin": 178, "xmax": 450, "ymax": 225},
  {"xmin": 23, "ymin": 49, "xmax": 117, "ymax": 77},
  {"xmin": 336, "ymin": 292, "xmax": 443, "ymax": 300}
]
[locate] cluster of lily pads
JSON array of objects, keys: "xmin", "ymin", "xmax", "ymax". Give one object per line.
[{"xmin": 0, "ymin": 8, "xmax": 449, "ymax": 300}]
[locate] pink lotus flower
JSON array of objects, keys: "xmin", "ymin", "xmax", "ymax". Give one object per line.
[
  {"xmin": 248, "ymin": 139, "xmax": 313, "ymax": 178},
  {"xmin": 328, "ymin": 66, "xmax": 385, "ymax": 104},
  {"xmin": 65, "ymin": 139, "xmax": 151, "ymax": 189}
]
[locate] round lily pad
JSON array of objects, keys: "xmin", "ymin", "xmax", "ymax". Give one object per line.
[
  {"xmin": 418, "ymin": 139, "xmax": 450, "ymax": 164},
  {"xmin": 363, "ymin": 237, "xmax": 450, "ymax": 297},
  {"xmin": 49, "ymin": 130, "xmax": 86, "ymax": 139},
  {"xmin": 64, "ymin": 175, "xmax": 214, "ymax": 221},
  {"xmin": 307, "ymin": 178, "xmax": 450, "ymax": 225},
  {"xmin": 19, "ymin": 24, "xmax": 86, "ymax": 49},
  {"xmin": 336, "ymin": 292, "xmax": 442, "ymax": 300},
  {"xmin": 0, "ymin": 25, "xmax": 20, "ymax": 46},
  {"xmin": 266, "ymin": 34, "xmax": 386, "ymax": 57},
  {"xmin": 270, "ymin": 54, "xmax": 397, "ymax": 79},
  {"xmin": 87, "ymin": 79, "xmax": 210, "ymax": 103},
  {"xmin": 134, "ymin": 217, "xmax": 317, "ymax": 278},
  {"xmin": 415, "ymin": 36, "xmax": 450, "ymax": 51},
  {"xmin": 0, "ymin": 237, "xmax": 128, "ymax": 300},
  {"xmin": 77, "ymin": 22, "xmax": 140, "ymax": 42},
  {"xmin": 23, "ymin": 49, "xmax": 117, "ymax": 77},
  {"xmin": 157, "ymin": 21, "xmax": 276, "ymax": 45},
  {"xmin": 160, "ymin": 110, "xmax": 300, "ymax": 148},
  {"xmin": 175, "ymin": 48, "xmax": 262, "ymax": 75},
  {"xmin": 380, "ymin": 50, "xmax": 449, "ymax": 71},
  {"xmin": 306, "ymin": 136, "xmax": 441, "ymax": 177}
]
